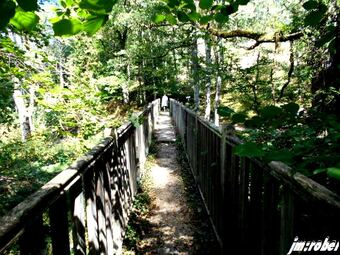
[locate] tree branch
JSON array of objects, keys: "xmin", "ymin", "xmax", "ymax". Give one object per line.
[
  {"xmin": 279, "ymin": 41, "xmax": 295, "ymax": 100},
  {"xmin": 205, "ymin": 26, "xmax": 303, "ymax": 49}
]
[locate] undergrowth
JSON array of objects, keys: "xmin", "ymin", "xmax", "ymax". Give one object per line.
[{"xmin": 0, "ymin": 130, "xmax": 103, "ymax": 216}]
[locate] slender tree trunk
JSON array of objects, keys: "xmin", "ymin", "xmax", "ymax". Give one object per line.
[
  {"xmin": 214, "ymin": 39, "xmax": 223, "ymax": 126},
  {"xmin": 270, "ymin": 68, "xmax": 276, "ymax": 104},
  {"xmin": 191, "ymin": 38, "xmax": 200, "ymax": 112},
  {"xmin": 59, "ymin": 58, "xmax": 64, "ymax": 88},
  {"xmin": 28, "ymin": 85, "xmax": 35, "ymax": 132},
  {"xmin": 13, "ymin": 88, "xmax": 33, "ymax": 141},
  {"xmin": 213, "ymin": 0, "xmax": 226, "ymax": 126},
  {"xmin": 204, "ymin": 38, "xmax": 212, "ymax": 120},
  {"xmin": 123, "ymin": 63, "xmax": 130, "ymax": 104},
  {"xmin": 252, "ymin": 52, "xmax": 261, "ymax": 113},
  {"xmin": 138, "ymin": 62, "xmax": 144, "ymax": 105},
  {"xmin": 172, "ymin": 28, "xmax": 178, "ymax": 78}
]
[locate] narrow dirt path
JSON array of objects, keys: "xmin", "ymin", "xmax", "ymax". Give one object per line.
[{"xmin": 132, "ymin": 112, "xmax": 218, "ymax": 255}]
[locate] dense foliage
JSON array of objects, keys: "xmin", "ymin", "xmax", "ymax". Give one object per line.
[{"xmin": 0, "ymin": 0, "xmax": 339, "ymax": 215}]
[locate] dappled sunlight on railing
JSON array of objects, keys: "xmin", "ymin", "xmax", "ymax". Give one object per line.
[
  {"xmin": 170, "ymin": 98, "xmax": 340, "ymax": 255},
  {"xmin": 0, "ymin": 99, "xmax": 160, "ymax": 254}
]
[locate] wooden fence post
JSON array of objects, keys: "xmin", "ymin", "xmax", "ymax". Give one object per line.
[
  {"xmin": 49, "ymin": 193, "xmax": 71, "ymax": 255},
  {"xmin": 218, "ymin": 124, "xmax": 228, "ymax": 255},
  {"xmin": 280, "ymin": 188, "xmax": 295, "ymax": 255},
  {"xmin": 19, "ymin": 215, "xmax": 47, "ymax": 255},
  {"xmin": 71, "ymin": 191, "xmax": 87, "ymax": 255},
  {"xmin": 220, "ymin": 125, "xmax": 227, "ymax": 203}
]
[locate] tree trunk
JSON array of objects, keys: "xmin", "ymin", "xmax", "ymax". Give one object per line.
[
  {"xmin": 123, "ymin": 63, "xmax": 130, "ymax": 104},
  {"xmin": 214, "ymin": 38, "xmax": 223, "ymax": 126},
  {"xmin": 310, "ymin": 8, "xmax": 340, "ymax": 115},
  {"xmin": 59, "ymin": 58, "xmax": 64, "ymax": 88},
  {"xmin": 13, "ymin": 89, "xmax": 33, "ymax": 142},
  {"xmin": 252, "ymin": 52, "xmax": 261, "ymax": 113},
  {"xmin": 204, "ymin": 38, "xmax": 212, "ymax": 120},
  {"xmin": 191, "ymin": 38, "xmax": 200, "ymax": 112}
]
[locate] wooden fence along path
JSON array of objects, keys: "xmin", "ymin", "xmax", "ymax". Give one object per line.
[
  {"xmin": 0, "ymin": 99, "xmax": 160, "ymax": 255},
  {"xmin": 0, "ymin": 98, "xmax": 339, "ymax": 255},
  {"xmin": 170, "ymin": 99, "xmax": 340, "ymax": 255}
]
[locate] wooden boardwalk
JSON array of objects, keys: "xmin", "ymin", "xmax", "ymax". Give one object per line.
[{"xmin": 131, "ymin": 111, "xmax": 217, "ymax": 254}]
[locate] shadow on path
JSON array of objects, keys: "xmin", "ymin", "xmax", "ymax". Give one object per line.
[{"xmin": 126, "ymin": 111, "xmax": 218, "ymax": 255}]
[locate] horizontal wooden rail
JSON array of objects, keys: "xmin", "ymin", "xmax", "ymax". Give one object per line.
[
  {"xmin": 170, "ymin": 98, "xmax": 340, "ymax": 255},
  {"xmin": 0, "ymin": 99, "xmax": 160, "ymax": 255}
]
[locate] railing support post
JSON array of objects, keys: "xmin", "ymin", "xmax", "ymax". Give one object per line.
[
  {"xmin": 220, "ymin": 125, "xmax": 227, "ymax": 203},
  {"xmin": 219, "ymin": 124, "xmax": 228, "ymax": 254},
  {"xmin": 280, "ymin": 189, "xmax": 295, "ymax": 255}
]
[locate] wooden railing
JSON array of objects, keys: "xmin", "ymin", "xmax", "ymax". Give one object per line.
[
  {"xmin": 170, "ymin": 99, "xmax": 340, "ymax": 255},
  {"xmin": 0, "ymin": 99, "xmax": 160, "ymax": 255}
]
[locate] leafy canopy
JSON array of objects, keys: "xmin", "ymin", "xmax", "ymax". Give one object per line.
[
  {"xmin": 152, "ymin": 0, "xmax": 251, "ymax": 25},
  {"xmin": 0, "ymin": 0, "xmax": 116, "ymax": 36}
]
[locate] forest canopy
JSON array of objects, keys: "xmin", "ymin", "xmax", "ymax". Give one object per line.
[{"xmin": 0, "ymin": 0, "xmax": 339, "ymax": 215}]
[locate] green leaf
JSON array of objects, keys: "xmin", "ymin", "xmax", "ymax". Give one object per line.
[
  {"xmin": 260, "ymin": 105, "xmax": 282, "ymax": 119},
  {"xmin": 10, "ymin": 11, "xmax": 40, "ymax": 31},
  {"xmin": 327, "ymin": 167, "xmax": 340, "ymax": 180},
  {"xmin": 214, "ymin": 13, "xmax": 229, "ymax": 23},
  {"xmin": 328, "ymin": 38, "xmax": 336, "ymax": 54},
  {"xmin": 79, "ymin": 0, "xmax": 117, "ymax": 13},
  {"xmin": 304, "ymin": 8, "xmax": 327, "ymax": 27},
  {"xmin": 52, "ymin": 18, "xmax": 83, "ymax": 36},
  {"xmin": 199, "ymin": 15, "xmax": 213, "ymax": 24},
  {"xmin": 265, "ymin": 150, "xmax": 294, "ymax": 163},
  {"xmin": 313, "ymin": 168, "xmax": 327, "ymax": 175},
  {"xmin": 65, "ymin": 0, "xmax": 75, "ymax": 7},
  {"xmin": 17, "ymin": 0, "xmax": 38, "ymax": 11},
  {"xmin": 0, "ymin": 0, "xmax": 16, "ymax": 30},
  {"xmin": 315, "ymin": 25, "xmax": 336, "ymax": 47},
  {"xmin": 237, "ymin": 0, "xmax": 250, "ymax": 5},
  {"xmin": 83, "ymin": 15, "xmax": 107, "ymax": 35},
  {"xmin": 217, "ymin": 106, "xmax": 234, "ymax": 117},
  {"xmin": 177, "ymin": 11, "xmax": 189, "ymax": 22},
  {"xmin": 231, "ymin": 113, "xmax": 247, "ymax": 123},
  {"xmin": 154, "ymin": 14, "xmax": 166, "ymax": 23},
  {"xmin": 234, "ymin": 142, "xmax": 265, "ymax": 158},
  {"xmin": 244, "ymin": 116, "xmax": 262, "ymax": 128},
  {"xmin": 183, "ymin": 0, "xmax": 196, "ymax": 12},
  {"xmin": 199, "ymin": 0, "xmax": 213, "ymax": 10},
  {"xmin": 167, "ymin": 0, "xmax": 180, "ymax": 8},
  {"xmin": 302, "ymin": 0, "xmax": 318, "ymax": 10},
  {"xmin": 282, "ymin": 102, "xmax": 299, "ymax": 116},
  {"xmin": 187, "ymin": 12, "xmax": 200, "ymax": 22},
  {"xmin": 59, "ymin": 0, "xmax": 66, "ymax": 8},
  {"xmin": 166, "ymin": 14, "xmax": 177, "ymax": 25},
  {"xmin": 221, "ymin": 5, "xmax": 237, "ymax": 15}
]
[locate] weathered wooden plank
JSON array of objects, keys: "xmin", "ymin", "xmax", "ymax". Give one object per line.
[
  {"xmin": 261, "ymin": 174, "xmax": 280, "ymax": 255},
  {"xmin": 19, "ymin": 215, "xmax": 47, "ymax": 255},
  {"xmin": 49, "ymin": 193, "xmax": 71, "ymax": 255},
  {"xmin": 238, "ymin": 158, "xmax": 250, "ymax": 249},
  {"xmin": 103, "ymin": 156, "xmax": 115, "ymax": 255},
  {"xmin": 97, "ymin": 158, "xmax": 108, "ymax": 254},
  {"xmin": 248, "ymin": 162, "xmax": 263, "ymax": 254},
  {"xmin": 279, "ymin": 188, "xmax": 295, "ymax": 255},
  {"xmin": 71, "ymin": 191, "xmax": 87, "ymax": 255},
  {"xmin": 84, "ymin": 166, "xmax": 99, "ymax": 255}
]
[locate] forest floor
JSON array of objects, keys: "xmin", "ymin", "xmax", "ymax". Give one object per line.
[{"xmin": 123, "ymin": 112, "xmax": 218, "ymax": 255}]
